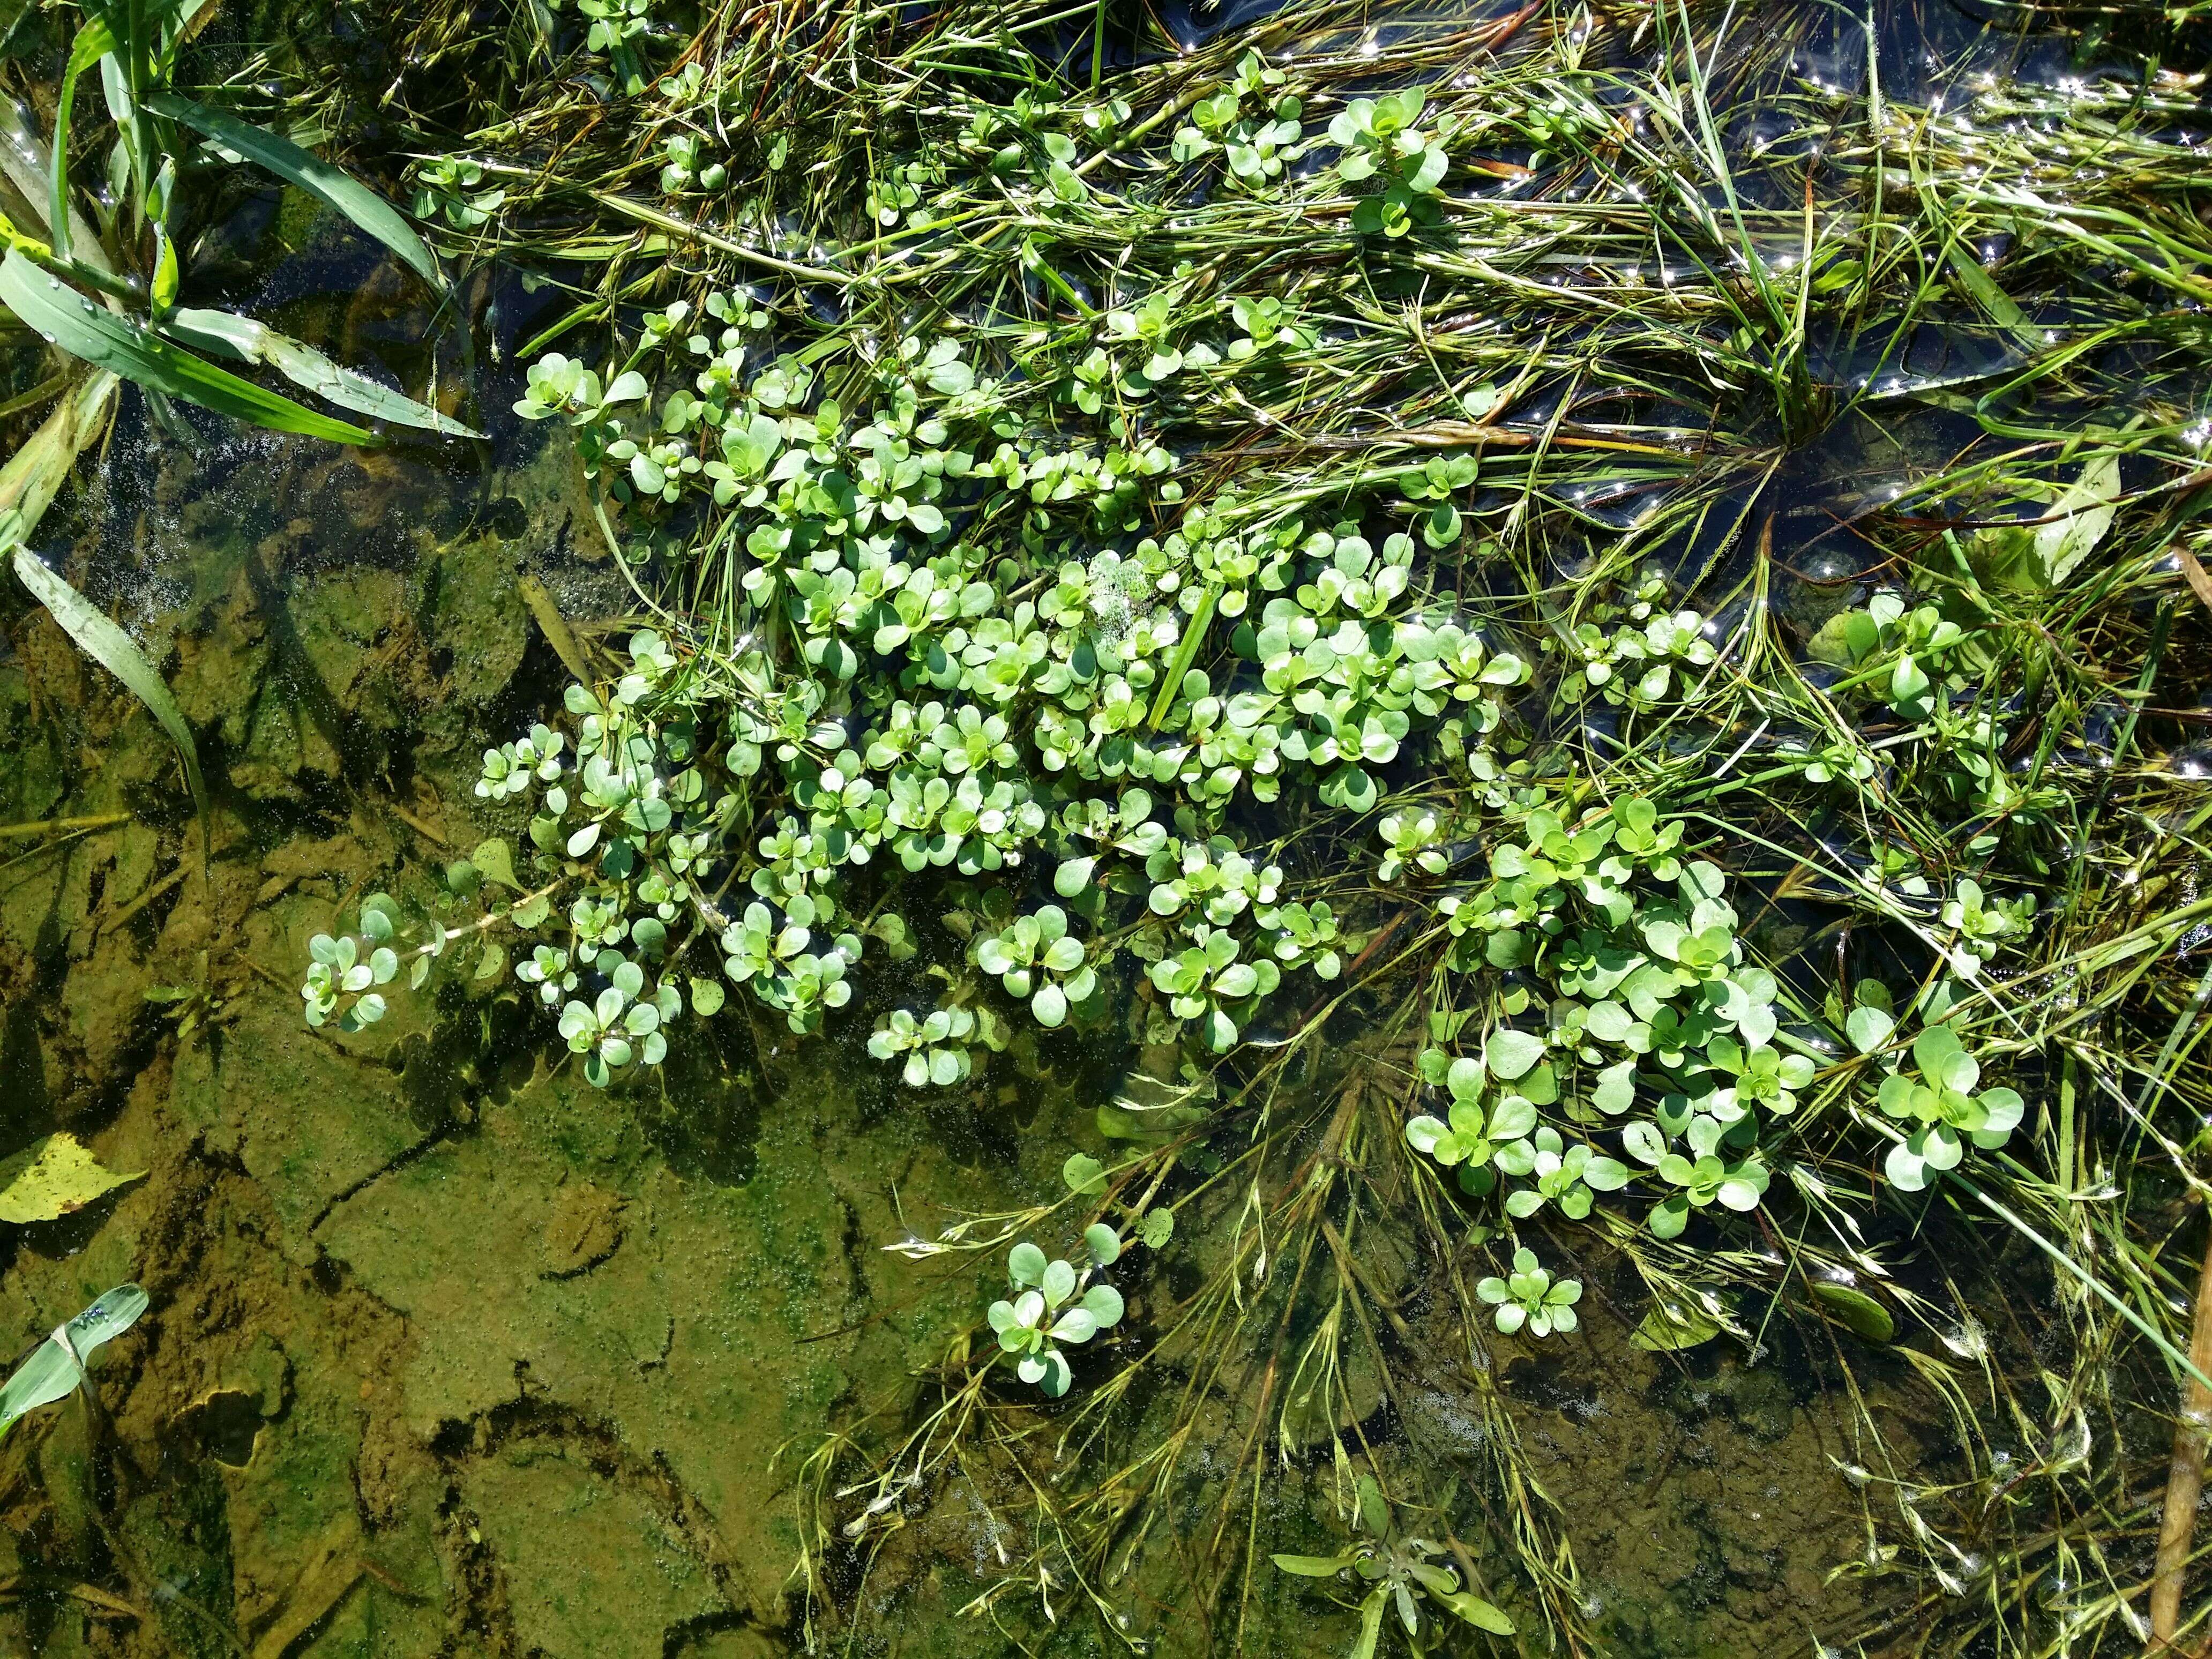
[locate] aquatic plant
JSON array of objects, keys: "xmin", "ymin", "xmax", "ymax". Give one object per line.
[
  {"xmin": 0, "ymin": 1286, "xmax": 148, "ymax": 1445},
  {"xmin": 10, "ymin": 548, "xmax": 207, "ymax": 861},
  {"xmin": 1475, "ymin": 1247, "xmax": 1582, "ymax": 1339},
  {"xmin": 263, "ymin": 0, "xmax": 2212, "ymax": 1650},
  {"xmin": 1273, "ymin": 1474, "xmax": 1514, "ymax": 1651},
  {"xmin": 0, "ymin": 0, "xmax": 466, "ymax": 443},
  {"xmin": 989, "ymin": 1231, "xmax": 1125, "ymax": 1398}
]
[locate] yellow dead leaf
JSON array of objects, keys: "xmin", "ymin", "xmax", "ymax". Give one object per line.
[{"xmin": 0, "ymin": 1133, "xmax": 145, "ymax": 1224}]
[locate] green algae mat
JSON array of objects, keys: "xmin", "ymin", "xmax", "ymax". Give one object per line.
[{"xmin": 7, "ymin": 0, "xmax": 2212, "ymax": 1654}]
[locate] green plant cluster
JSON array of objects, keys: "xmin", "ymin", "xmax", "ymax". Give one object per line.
[
  {"xmin": 989, "ymin": 1229, "xmax": 1126, "ymax": 1397},
  {"xmin": 297, "ymin": 54, "xmax": 2049, "ymax": 1269},
  {"xmin": 293, "ymin": 207, "xmax": 1546, "ymax": 1082},
  {"xmin": 263, "ymin": 0, "xmax": 2212, "ymax": 1646},
  {"xmin": 1272, "ymin": 1474, "xmax": 1514, "ymax": 1653},
  {"xmin": 1404, "ymin": 794, "xmax": 1809, "ymax": 1236},
  {"xmin": 1476, "ymin": 1246, "xmax": 1583, "ymax": 1337}
]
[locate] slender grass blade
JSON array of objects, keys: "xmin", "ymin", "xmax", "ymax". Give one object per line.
[
  {"xmin": 10, "ymin": 544, "xmax": 209, "ymax": 859},
  {"xmin": 0, "ymin": 249, "xmax": 375, "ymax": 443},
  {"xmin": 146, "ymin": 92, "xmax": 442, "ymax": 287},
  {"xmin": 166, "ymin": 307, "xmax": 480, "ymax": 437}
]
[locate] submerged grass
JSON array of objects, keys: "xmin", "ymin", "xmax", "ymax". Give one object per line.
[{"xmin": 149, "ymin": 0, "xmax": 2212, "ymax": 1649}]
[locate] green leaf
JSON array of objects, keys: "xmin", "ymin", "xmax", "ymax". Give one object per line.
[
  {"xmin": 12, "ymin": 547, "xmax": 208, "ymax": 858},
  {"xmin": 1945, "ymin": 243, "xmax": 2027, "ymax": 331},
  {"xmin": 0, "ymin": 1132, "xmax": 145, "ymax": 1222},
  {"xmin": 0, "ymin": 368, "xmax": 117, "ymax": 554},
  {"xmin": 0, "ymin": 1284, "xmax": 148, "ymax": 1443},
  {"xmin": 0, "ymin": 252, "xmax": 375, "ymax": 444},
  {"xmin": 162, "ymin": 308, "xmax": 480, "ymax": 437},
  {"xmin": 1096, "ymin": 1098, "xmax": 1210, "ymax": 1142},
  {"xmin": 1485, "ymin": 1028, "xmax": 1545, "ymax": 1080},
  {"xmin": 1139, "ymin": 1207, "xmax": 1175, "ymax": 1249},
  {"xmin": 1008, "ymin": 1242, "xmax": 1048, "ymax": 1286},
  {"xmin": 1351, "ymin": 1586, "xmax": 1385, "ymax": 1659},
  {"xmin": 1270, "ymin": 1552, "xmax": 1356, "ymax": 1577},
  {"xmin": 1063, "ymin": 1153, "xmax": 1107, "ymax": 1194},
  {"xmin": 1809, "ymin": 1280, "xmax": 1895, "ymax": 1343},
  {"xmin": 472, "ymin": 838, "xmax": 521, "ymax": 891},
  {"xmin": 1844, "ymin": 1005, "xmax": 1894, "ymax": 1055},
  {"xmin": 146, "ymin": 93, "xmax": 442, "ymax": 288},
  {"xmin": 1630, "ymin": 1297, "xmax": 1722, "ymax": 1352},
  {"xmin": 48, "ymin": 20, "xmax": 110, "ymax": 263},
  {"xmin": 1440, "ymin": 1590, "xmax": 1515, "ymax": 1635}
]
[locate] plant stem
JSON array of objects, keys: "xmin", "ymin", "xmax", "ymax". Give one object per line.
[{"xmin": 2153, "ymin": 1217, "xmax": 2212, "ymax": 1640}]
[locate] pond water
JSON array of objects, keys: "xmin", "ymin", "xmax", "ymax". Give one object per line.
[
  {"xmin": 0, "ymin": 342, "xmax": 2007, "ymax": 1658},
  {"xmin": 0, "ymin": 0, "xmax": 2196, "ymax": 1654}
]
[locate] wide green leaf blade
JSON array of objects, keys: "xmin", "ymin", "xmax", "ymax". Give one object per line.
[
  {"xmin": 145, "ymin": 93, "xmax": 441, "ymax": 287},
  {"xmin": 165, "ymin": 307, "xmax": 479, "ymax": 437},
  {"xmin": 0, "ymin": 249, "xmax": 375, "ymax": 443},
  {"xmin": 0, "ymin": 1283, "xmax": 149, "ymax": 1443},
  {"xmin": 1441, "ymin": 1590, "xmax": 1516, "ymax": 1635},
  {"xmin": 11, "ymin": 545, "xmax": 208, "ymax": 853}
]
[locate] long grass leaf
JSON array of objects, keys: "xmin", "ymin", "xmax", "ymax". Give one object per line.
[
  {"xmin": 0, "ymin": 369, "xmax": 116, "ymax": 531},
  {"xmin": 165, "ymin": 307, "xmax": 480, "ymax": 437},
  {"xmin": 0, "ymin": 103, "xmax": 112, "ymax": 277},
  {"xmin": 145, "ymin": 93, "xmax": 442, "ymax": 287},
  {"xmin": 0, "ymin": 250, "xmax": 375, "ymax": 443},
  {"xmin": 46, "ymin": 19, "xmax": 114, "ymax": 261},
  {"xmin": 9, "ymin": 546, "xmax": 208, "ymax": 861}
]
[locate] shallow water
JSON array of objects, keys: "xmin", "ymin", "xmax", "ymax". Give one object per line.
[
  {"xmin": 0, "ymin": 360, "xmax": 1945, "ymax": 1658},
  {"xmin": 0, "ymin": 1, "xmax": 2174, "ymax": 1653}
]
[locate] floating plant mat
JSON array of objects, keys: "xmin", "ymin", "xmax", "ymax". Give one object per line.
[{"xmin": 6, "ymin": 0, "xmax": 2212, "ymax": 1655}]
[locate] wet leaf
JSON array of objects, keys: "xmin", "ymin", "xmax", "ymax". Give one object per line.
[
  {"xmin": 1351, "ymin": 1585, "xmax": 1385, "ymax": 1659},
  {"xmin": 1844, "ymin": 1004, "xmax": 1894, "ymax": 1055},
  {"xmin": 0, "ymin": 1283, "xmax": 148, "ymax": 1443},
  {"xmin": 0, "ymin": 1133, "xmax": 144, "ymax": 1223},
  {"xmin": 0, "ymin": 252, "xmax": 374, "ymax": 444},
  {"xmin": 472, "ymin": 838, "xmax": 521, "ymax": 891},
  {"xmin": 146, "ymin": 93, "xmax": 442, "ymax": 288},
  {"xmin": 1097, "ymin": 1098, "xmax": 1210, "ymax": 1142},
  {"xmin": 1484, "ymin": 1028, "xmax": 1544, "ymax": 1080},
  {"xmin": 1630, "ymin": 1297, "xmax": 1723, "ymax": 1352},
  {"xmin": 11, "ymin": 547, "xmax": 208, "ymax": 857},
  {"xmin": 162, "ymin": 307, "xmax": 479, "ymax": 437},
  {"xmin": 1440, "ymin": 1589, "xmax": 1515, "ymax": 1635},
  {"xmin": 1062, "ymin": 1153, "xmax": 1107, "ymax": 1194},
  {"xmin": 1809, "ymin": 1280, "xmax": 1895, "ymax": 1343},
  {"xmin": 1945, "ymin": 244, "xmax": 2027, "ymax": 332},
  {"xmin": 1964, "ymin": 453, "xmax": 2122, "ymax": 592}
]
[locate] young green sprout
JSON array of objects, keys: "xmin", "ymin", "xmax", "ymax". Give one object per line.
[{"xmin": 1476, "ymin": 1247, "xmax": 1582, "ymax": 1338}]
